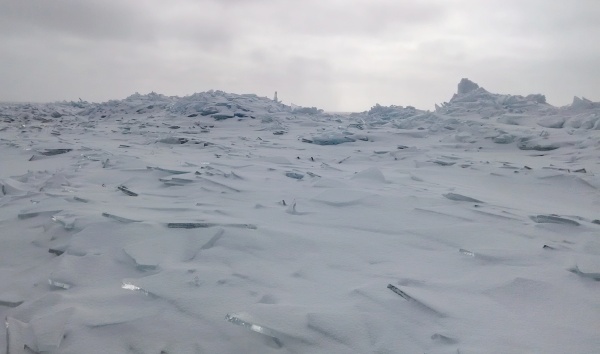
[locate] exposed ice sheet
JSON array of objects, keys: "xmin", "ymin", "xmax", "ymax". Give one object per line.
[{"xmin": 1, "ymin": 82, "xmax": 599, "ymax": 353}]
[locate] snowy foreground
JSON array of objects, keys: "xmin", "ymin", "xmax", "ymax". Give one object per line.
[{"xmin": 1, "ymin": 80, "xmax": 599, "ymax": 353}]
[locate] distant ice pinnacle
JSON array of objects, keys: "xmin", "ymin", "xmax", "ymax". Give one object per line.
[
  {"xmin": 457, "ymin": 78, "xmax": 479, "ymax": 95},
  {"xmin": 273, "ymin": 91, "xmax": 278, "ymax": 103}
]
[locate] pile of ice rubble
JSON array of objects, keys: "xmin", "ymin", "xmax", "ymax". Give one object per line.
[
  {"xmin": 348, "ymin": 78, "xmax": 600, "ymax": 151},
  {"xmin": 1, "ymin": 79, "xmax": 599, "ymax": 353},
  {"xmin": 2, "ymin": 79, "xmax": 599, "ymax": 150}
]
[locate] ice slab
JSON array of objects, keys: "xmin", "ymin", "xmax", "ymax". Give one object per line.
[
  {"xmin": 225, "ymin": 313, "xmax": 283, "ymax": 348},
  {"xmin": 569, "ymin": 265, "xmax": 600, "ymax": 281},
  {"xmin": 351, "ymin": 167, "xmax": 386, "ymax": 183},
  {"xmin": 117, "ymin": 185, "xmax": 138, "ymax": 196},
  {"xmin": 0, "ymin": 291, "xmax": 24, "ymax": 308},
  {"xmin": 6, "ymin": 308, "xmax": 73, "ymax": 353},
  {"xmin": 311, "ymin": 189, "xmax": 374, "ymax": 207},
  {"xmin": 285, "ymin": 172, "xmax": 304, "ymax": 180},
  {"xmin": 48, "ymin": 278, "xmax": 73, "ymax": 290},
  {"xmin": 167, "ymin": 222, "xmax": 256, "ymax": 229},
  {"xmin": 387, "ymin": 284, "xmax": 445, "ymax": 317},
  {"xmin": 101, "ymin": 212, "xmax": 141, "ymax": 223},
  {"xmin": 18, "ymin": 209, "xmax": 63, "ymax": 220},
  {"xmin": 37, "ymin": 148, "xmax": 72, "ymax": 156},
  {"xmin": 443, "ymin": 193, "xmax": 483, "ymax": 203},
  {"xmin": 530, "ymin": 215, "xmax": 580, "ymax": 226}
]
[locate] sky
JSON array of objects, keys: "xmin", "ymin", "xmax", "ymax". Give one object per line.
[{"xmin": 1, "ymin": 0, "xmax": 599, "ymax": 112}]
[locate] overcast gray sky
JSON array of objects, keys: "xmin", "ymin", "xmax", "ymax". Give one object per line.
[{"xmin": 1, "ymin": 0, "xmax": 599, "ymax": 111}]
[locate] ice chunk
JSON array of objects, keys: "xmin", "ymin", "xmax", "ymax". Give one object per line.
[
  {"xmin": 102, "ymin": 212, "xmax": 141, "ymax": 223},
  {"xmin": 537, "ymin": 116, "xmax": 565, "ymax": 129},
  {"xmin": 530, "ymin": 215, "xmax": 580, "ymax": 226},
  {"xmin": 517, "ymin": 139, "xmax": 560, "ymax": 151},
  {"xmin": 48, "ymin": 278, "xmax": 72, "ymax": 290},
  {"xmin": 285, "ymin": 172, "xmax": 304, "ymax": 180},
  {"xmin": 0, "ymin": 291, "xmax": 24, "ymax": 308},
  {"xmin": 37, "ymin": 148, "xmax": 72, "ymax": 156},
  {"xmin": 121, "ymin": 280, "xmax": 155, "ymax": 297},
  {"xmin": 352, "ymin": 167, "xmax": 386, "ymax": 183},
  {"xmin": 459, "ymin": 249, "xmax": 475, "ymax": 257},
  {"xmin": 309, "ymin": 133, "xmax": 356, "ymax": 145},
  {"xmin": 387, "ymin": 284, "xmax": 411, "ymax": 300},
  {"xmin": 6, "ymin": 308, "xmax": 73, "ymax": 353},
  {"xmin": 387, "ymin": 284, "xmax": 445, "ymax": 317},
  {"xmin": 492, "ymin": 133, "xmax": 516, "ymax": 144},
  {"xmin": 30, "ymin": 308, "xmax": 74, "ymax": 352},
  {"xmin": 311, "ymin": 189, "xmax": 373, "ymax": 207},
  {"xmin": 199, "ymin": 229, "xmax": 225, "ymax": 251},
  {"xmin": 457, "ymin": 78, "xmax": 479, "ymax": 95},
  {"xmin": 123, "ymin": 243, "xmax": 160, "ymax": 271},
  {"xmin": 431, "ymin": 333, "xmax": 459, "ymax": 344},
  {"xmin": 568, "ymin": 265, "xmax": 600, "ymax": 281},
  {"xmin": 443, "ymin": 193, "xmax": 483, "ymax": 203},
  {"xmin": 167, "ymin": 222, "xmax": 256, "ymax": 229},
  {"xmin": 147, "ymin": 166, "xmax": 190, "ymax": 174},
  {"xmin": 225, "ymin": 313, "xmax": 283, "ymax": 348},
  {"xmin": 51, "ymin": 214, "xmax": 76, "ymax": 230},
  {"xmin": 167, "ymin": 222, "xmax": 215, "ymax": 229},
  {"xmin": 158, "ymin": 137, "xmax": 189, "ymax": 144},
  {"xmin": 48, "ymin": 248, "xmax": 65, "ymax": 256},
  {"xmin": 18, "ymin": 209, "xmax": 63, "ymax": 220},
  {"xmin": 6, "ymin": 316, "xmax": 31, "ymax": 354},
  {"xmin": 117, "ymin": 185, "xmax": 138, "ymax": 196}
]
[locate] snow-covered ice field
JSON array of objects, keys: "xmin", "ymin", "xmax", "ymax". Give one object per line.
[{"xmin": 1, "ymin": 80, "xmax": 599, "ymax": 353}]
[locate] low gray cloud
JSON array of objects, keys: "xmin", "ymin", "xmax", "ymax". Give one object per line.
[
  {"xmin": 0, "ymin": 0, "xmax": 598, "ymax": 110},
  {"xmin": 0, "ymin": 0, "xmax": 154, "ymax": 41}
]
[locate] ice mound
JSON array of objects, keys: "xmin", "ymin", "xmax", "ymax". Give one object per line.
[{"xmin": 1, "ymin": 80, "xmax": 599, "ymax": 353}]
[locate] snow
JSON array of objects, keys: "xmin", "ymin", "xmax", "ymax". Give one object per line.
[{"xmin": 1, "ymin": 80, "xmax": 599, "ymax": 353}]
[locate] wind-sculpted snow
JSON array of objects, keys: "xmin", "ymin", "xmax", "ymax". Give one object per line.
[{"xmin": 1, "ymin": 81, "xmax": 599, "ymax": 353}]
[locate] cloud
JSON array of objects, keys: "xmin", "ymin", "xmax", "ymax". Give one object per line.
[
  {"xmin": 0, "ymin": 0, "xmax": 154, "ymax": 41},
  {"xmin": 0, "ymin": 0, "xmax": 598, "ymax": 110}
]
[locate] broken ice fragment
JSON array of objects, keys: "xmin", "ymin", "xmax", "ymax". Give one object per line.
[
  {"xmin": 433, "ymin": 160, "xmax": 455, "ymax": 166},
  {"xmin": 443, "ymin": 193, "xmax": 483, "ymax": 203},
  {"xmin": 459, "ymin": 249, "xmax": 475, "ymax": 257},
  {"xmin": 387, "ymin": 284, "xmax": 412, "ymax": 300},
  {"xmin": 48, "ymin": 248, "xmax": 65, "ymax": 256},
  {"xmin": 530, "ymin": 215, "xmax": 580, "ymax": 226},
  {"xmin": 167, "ymin": 222, "xmax": 215, "ymax": 229},
  {"xmin": 30, "ymin": 308, "xmax": 74, "ymax": 352},
  {"xmin": 37, "ymin": 148, "xmax": 72, "ymax": 156},
  {"xmin": 73, "ymin": 196, "xmax": 89, "ymax": 203},
  {"xmin": 117, "ymin": 185, "xmax": 138, "ymax": 196},
  {"xmin": 199, "ymin": 229, "xmax": 225, "ymax": 251},
  {"xmin": 225, "ymin": 313, "xmax": 283, "ymax": 348},
  {"xmin": 285, "ymin": 172, "xmax": 304, "ymax": 180},
  {"xmin": 121, "ymin": 281, "xmax": 155, "ymax": 297},
  {"xmin": 48, "ymin": 279, "xmax": 72, "ymax": 290},
  {"xmin": 167, "ymin": 222, "xmax": 256, "ymax": 229},
  {"xmin": 0, "ymin": 300, "xmax": 23, "ymax": 308},
  {"xmin": 102, "ymin": 212, "xmax": 140, "ymax": 223},
  {"xmin": 431, "ymin": 333, "xmax": 458, "ymax": 344},
  {"xmin": 6, "ymin": 316, "xmax": 30, "ymax": 354},
  {"xmin": 51, "ymin": 215, "xmax": 75, "ymax": 230},
  {"xmin": 18, "ymin": 209, "xmax": 63, "ymax": 220},
  {"xmin": 147, "ymin": 166, "xmax": 189, "ymax": 174},
  {"xmin": 387, "ymin": 284, "xmax": 445, "ymax": 317},
  {"xmin": 569, "ymin": 265, "xmax": 600, "ymax": 281},
  {"xmin": 123, "ymin": 243, "xmax": 159, "ymax": 271},
  {"xmin": 0, "ymin": 292, "xmax": 24, "ymax": 308}
]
